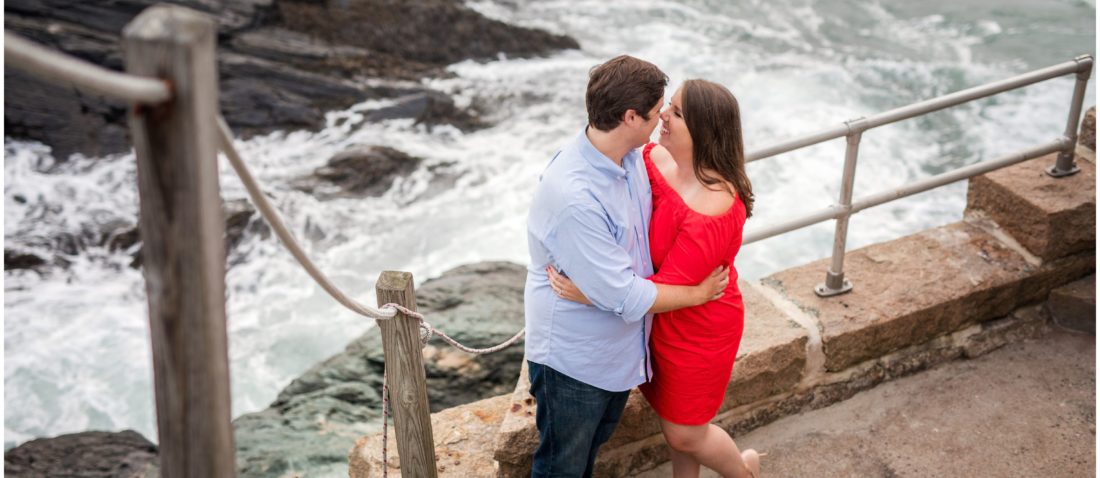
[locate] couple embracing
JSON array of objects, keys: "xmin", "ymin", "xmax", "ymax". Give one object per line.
[{"xmin": 524, "ymin": 55, "xmax": 761, "ymax": 478}]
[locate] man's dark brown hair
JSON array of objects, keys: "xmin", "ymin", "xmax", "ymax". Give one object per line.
[{"xmin": 586, "ymin": 55, "xmax": 668, "ymax": 131}]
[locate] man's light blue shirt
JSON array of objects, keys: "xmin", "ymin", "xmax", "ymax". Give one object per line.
[{"xmin": 524, "ymin": 128, "xmax": 657, "ymax": 392}]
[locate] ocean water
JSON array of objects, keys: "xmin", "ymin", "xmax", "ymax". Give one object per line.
[{"xmin": 4, "ymin": 0, "xmax": 1095, "ymax": 450}]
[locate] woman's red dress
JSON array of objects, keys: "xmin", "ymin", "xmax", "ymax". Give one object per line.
[{"xmin": 639, "ymin": 143, "xmax": 748, "ymax": 426}]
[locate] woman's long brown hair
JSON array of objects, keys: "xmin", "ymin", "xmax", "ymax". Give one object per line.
[{"xmin": 681, "ymin": 79, "xmax": 754, "ymax": 218}]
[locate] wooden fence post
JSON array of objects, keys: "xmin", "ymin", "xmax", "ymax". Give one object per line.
[
  {"xmin": 376, "ymin": 271, "xmax": 438, "ymax": 477},
  {"xmin": 123, "ymin": 5, "xmax": 235, "ymax": 477}
]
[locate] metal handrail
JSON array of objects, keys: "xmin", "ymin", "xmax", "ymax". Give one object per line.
[
  {"xmin": 742, "ymin": 138, "xmax": 1068, "ymax": 244},
  {"xmin": 4, "ymin": 31, "xmax": 171, "ymax": 104},
  {"xmin": 742, "ymin": 54, "xmax": 1094, "ymax": 296},
  {"xmin": 746, "ymin": 56, "xmax": 1092, "ymax": 163}
]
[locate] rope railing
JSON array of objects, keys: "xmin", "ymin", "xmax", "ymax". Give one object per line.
[
  {"xmin": 216, "ymin": 115, "xmax": 400, "ymax": 320},
  {"xmin": 4, "ymin": 31, "xmax": 172, "ymax": 104},
  {"xmin": 216, "ymin": 114, "xmax": 528, "ymax": 355}
]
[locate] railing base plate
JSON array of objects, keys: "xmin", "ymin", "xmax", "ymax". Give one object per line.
[
  {"xmin": 1046, "ymin": 165, "xmax": 1081, "ymax": 177},
  {"xmin": 815, "ymin": 279, "xmax": 853, "ymax": 297}
]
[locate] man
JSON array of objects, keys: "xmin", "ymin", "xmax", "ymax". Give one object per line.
[{"xmin": 524, "ymin": 55, "xmax": 728, "ymax": 477}]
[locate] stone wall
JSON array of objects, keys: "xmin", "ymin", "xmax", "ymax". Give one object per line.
[{"xmin": 347, "ymin": 114, "xmax": 1096, "ymax": 477}]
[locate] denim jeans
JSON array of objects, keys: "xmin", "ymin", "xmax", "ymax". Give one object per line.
[{"xmin": 527, "ymin": 361, "xmax": 631, "ymax": 478}]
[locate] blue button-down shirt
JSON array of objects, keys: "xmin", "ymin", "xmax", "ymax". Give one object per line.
[{"xmin": 524, "ymin": 128, "xmax": 657, "ymax": 392}]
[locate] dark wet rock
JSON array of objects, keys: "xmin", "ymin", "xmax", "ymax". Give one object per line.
[
  {"xmin": 292, "ymin": 146, "xmax": 423, "ymax": 199},
  {"xmin": 106, "ymin": 228, "xmax": 142, "ymax": 254},
  {"xmin": 126, "ymin": 198, "xmax": 271, "ymax": 269},
  {"xmin": 224, "ymin": 198, "xmax": 271, "ymax": 252},
  {"xmin": 368, "ymin": 91, "xmax": 486, "ymax": 131},
  {"xmin": 4, "ymin": 429, "xmax": 159, "ymax": 478},
  {"xmin": 4, "ymin": 249, "xmax": 47, "ymax": 271},
  {"xmin": 4, "ymin": 0, "xmax": 578, "ymax": 158},
  {"xmin": 6, "ymin": 199, "xmax": 269, "ymax": 272},
  {"xmin": 232, "ymin": 261, "xmax": 527, "ymax": 477},
  {"xmin": 216, "ymin": 51, "xmax": 371, "ymax": 135},
  {"xmin": 275, "ymin": 0, "xmax": 578, "ymax": 78},
  {"xmin": 4, "ymin": 67, "xmax": 132, "ymax": 161},
  {"xmin": 5, "ymin": 0, "xmax": 275, "ymax": 38}
]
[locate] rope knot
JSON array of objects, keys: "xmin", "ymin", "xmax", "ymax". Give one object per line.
[{"xmin": 419, "ymin": 321, "xmax": 434, "ymax": 346}]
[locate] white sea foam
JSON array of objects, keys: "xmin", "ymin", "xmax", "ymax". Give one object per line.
[{"xmin": 4, "ymin": 0, "xmax": 1095, "ymax": 451}]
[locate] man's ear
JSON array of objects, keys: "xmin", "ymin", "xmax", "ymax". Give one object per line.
[{"xmin": 622, "ymin": 109, "xmax": 639, "ymax": 125}]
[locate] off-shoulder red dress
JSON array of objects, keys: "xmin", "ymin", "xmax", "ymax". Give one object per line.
[{"xmin": 638, "ymin": 143, "xmax": 748, "ymax": 426}]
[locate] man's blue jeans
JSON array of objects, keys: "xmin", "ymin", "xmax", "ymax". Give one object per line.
[{"xmin": 527, "ymin": 361, "xmax": 631, "ymax": 478}]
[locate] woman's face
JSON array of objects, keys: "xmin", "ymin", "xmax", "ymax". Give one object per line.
[{"xmin": 658, "ymin": 87, "xmax": 692, "ymax": 159}]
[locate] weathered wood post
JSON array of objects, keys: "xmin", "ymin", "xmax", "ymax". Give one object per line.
[
  {"xmin": 375, "ymin": 271, "xmax": 438, "ymax": 477},
  {"xmin": 123, "ymin": 5, "xmax": 236, "ymax": 477}
]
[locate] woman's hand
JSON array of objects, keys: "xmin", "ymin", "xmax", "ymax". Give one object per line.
[{"xmin": 547, "ymin": 266, "xmax": 593, "ymax": 305}]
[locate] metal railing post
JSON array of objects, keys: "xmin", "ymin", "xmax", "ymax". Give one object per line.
[
  {"xmin": 815, "ymin": 118, "xmax": 866, "ymax": 297},
  {"xmin": 1048, "ymin": 54, "xmax": 1094, "ymax": 177}
]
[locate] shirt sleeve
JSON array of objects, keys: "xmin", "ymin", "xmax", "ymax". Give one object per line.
[
  {"xmin": 545, "ymin": 204, "xmax": 657, "ymax": 323},
  {"xmin": 649, "ymin": 215, "xmax": 738, "ymax": 286}
]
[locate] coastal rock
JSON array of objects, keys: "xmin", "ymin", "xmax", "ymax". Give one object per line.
[
  {"xmin": 368, "ymin": 91, "xmax": 486, "ymax": 131},
  {"xmin": 349, "ymin": 394, "xmax": 512, "ymax": 477},
  {"xmin": 4, "ymin": 0, "xmax": 578, "ymax": 159},
  {"xmin": 292, "ymin": 146, "xmax": 423, "ymax": 199},
  {"xmin": 128, "ymin": 198, "xmax": 270, "ymax": 269},
  {"xmin": 224, "ymin": 198, "xmax": 271, "ymax": 251},
  {"xmin": 4, "ymin": 430, "xmax": 159, "ymax": 478},
  {"xmin": 5, "ymin": 0, "xmax": 275, "ymax": 38},
  {"xmin": 274, "ymin": 0, "xmax": 578, "ymax": 78},
  {"xmin": 3, "ymin": 249, "xmax": 48, "ymax": 271},
  {"xmin": 1079, "ymin": 106, "xmax": 1096, "ymax": 151},
  {"xmin": 3, "ymin": 67, "xmax": 132, "ymax": 160},
  {"xmin": 7, "ymin": 198, "xmax": 268, "ymax": 272},
  {"xmin": 216, "ymin": 50, "xmax": 371, "ymax": 135},
  {"xmin": 232, "ymin": 261, "xmax": 527, "ymax": 477}
]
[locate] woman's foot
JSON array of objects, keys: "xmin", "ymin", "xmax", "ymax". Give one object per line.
[{"xmin": 741, "ymin": 449, "xmax": 762, "ymax": 478}]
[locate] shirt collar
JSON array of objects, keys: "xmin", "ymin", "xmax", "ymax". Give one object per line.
[{"xmin": 576, "ymin": 127, "xmax": 632, "ymax": 180}]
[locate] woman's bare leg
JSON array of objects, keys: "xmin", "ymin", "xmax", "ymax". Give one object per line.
[
  {"xmin": 660, "ymin": 418, "xmax": 754, "ymax": 478},
  {"xmin": 670, "ymin": 448, "xmax": 701, "ymax": 478}
]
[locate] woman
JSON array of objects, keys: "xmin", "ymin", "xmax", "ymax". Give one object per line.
[{"xmin": 549, "ymin": 79, "xmax": 760, "ymax": 478}]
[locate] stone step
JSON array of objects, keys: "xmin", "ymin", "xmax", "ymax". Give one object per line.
[
  {"xmin": 965, "ymin": 152, "xmax": 1095, "ymax": 262},
  {"xmin": 1048, "ymin": 274, "xmax": 1096, "ymax": 334}
]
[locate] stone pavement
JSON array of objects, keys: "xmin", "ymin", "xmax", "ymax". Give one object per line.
[{"xmin": 634, "ymin": 328, "xmax": 1095, "ymax": 477}]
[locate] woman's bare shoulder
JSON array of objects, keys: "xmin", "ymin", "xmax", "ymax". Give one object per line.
[
  {"xmin": 692, "ymin": 180, "xmax": 736, "ymax": 217},
  {"xmin": 649, "ymin": 144, "xmax": 673, "ymax": 166}
]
